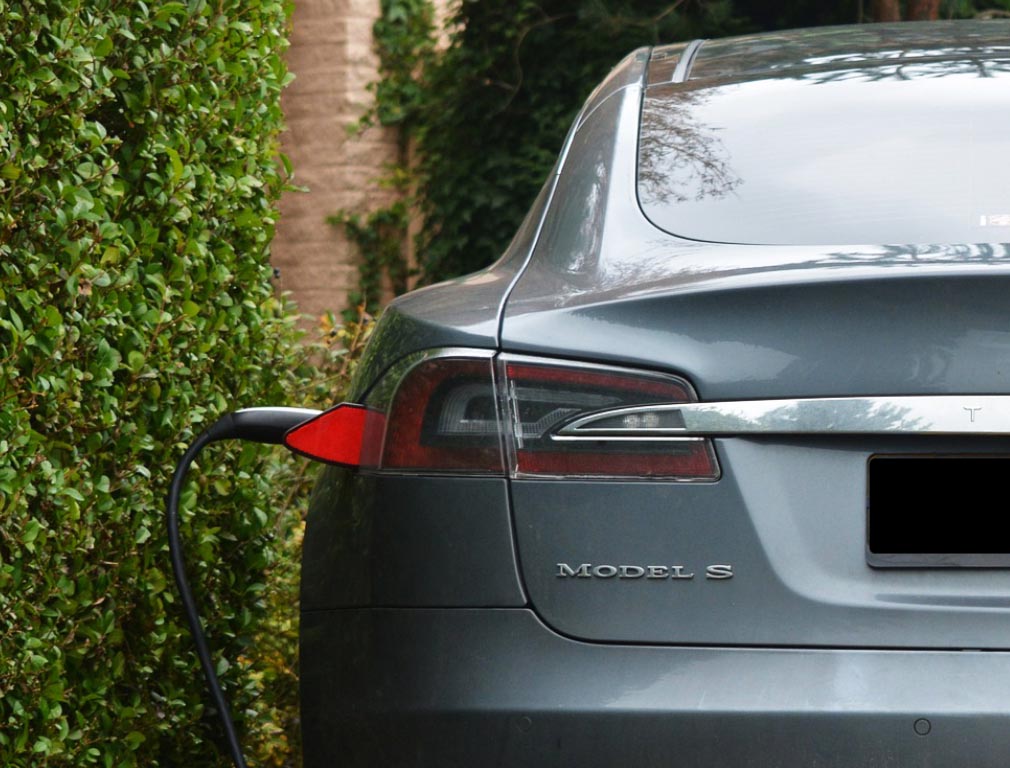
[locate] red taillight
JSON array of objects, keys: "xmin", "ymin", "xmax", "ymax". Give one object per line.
[
  {"xmin": 502, "ymin": 359, "xmax": 718, "ymax": 480},
  {"xmin": 285, "ymin": 351, "xmax": 718, "ymax": 480},
  {"xmin": 381, "ymin": 358, "xmax": 504, "ymax": 473}
]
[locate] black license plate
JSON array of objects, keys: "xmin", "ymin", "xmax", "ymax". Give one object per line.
[{"xmin": 868, "ymin": 456, "xmax": 1010, "ymax": 568}]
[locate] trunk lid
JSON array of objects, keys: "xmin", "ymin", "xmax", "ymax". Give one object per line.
[{"xmin": 503, "ymin": 255, "xmax": 1010, "ymax": 648}]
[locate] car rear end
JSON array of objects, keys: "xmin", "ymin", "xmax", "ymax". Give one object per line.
[{"xmin": 300, "ymin": 22, "xmax": 1010, "ymax": 767}]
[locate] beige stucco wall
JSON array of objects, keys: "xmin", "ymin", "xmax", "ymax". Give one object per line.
[{"xmin": 271, "ymin": 0, "xmax": 400, "ymax": 327}]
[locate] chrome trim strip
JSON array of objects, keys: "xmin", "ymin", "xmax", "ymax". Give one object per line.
[
  {"xmin": 556, "ymin": 395, "xmax": 1010, "ymax": 438},
  {"xmin": 671, "ymin": 39, "xmax": 706, "ymax": 83},
  {"xmin": 550, "ymin": 434, "xmax": 708, "ymax": 444}
]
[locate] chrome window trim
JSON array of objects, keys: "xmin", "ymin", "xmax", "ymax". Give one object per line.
[{"xmin": 556, "ymin": 395, "xmax": 1010, "ymax": 439}]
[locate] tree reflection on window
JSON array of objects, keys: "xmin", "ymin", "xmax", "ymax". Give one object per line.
[{"xmin": 638, "ymin": 88, "xmax": 741, "ymax": 207}]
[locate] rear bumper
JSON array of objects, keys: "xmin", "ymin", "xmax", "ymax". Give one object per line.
[{"xmin": 300, "ymin": 607, "xmax": 1010, "ymax": 767}]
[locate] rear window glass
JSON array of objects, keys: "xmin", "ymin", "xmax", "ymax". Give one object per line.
[{"xmin": 638, "ymin": 63, "xmax": 1010, "ymax": 245}]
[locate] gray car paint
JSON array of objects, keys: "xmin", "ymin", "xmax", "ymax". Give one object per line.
[
  {"xmin": 301, "ymin": 473, "xmax": 525, "ymax": 609},
  {"xmin": 514, "ymin": 435, "xmax": 1010, "ymax": 647},
  {"xmin": 686, "ymin": 20, "xmax": 1010, "ymax": 83},
  {"xmin": 300, "ymin": 22, "xmax": 1010, "ymax": 767},
  {"xmin": 302, "ymin": 608, "xmax": 1010, "ymax": 767}
]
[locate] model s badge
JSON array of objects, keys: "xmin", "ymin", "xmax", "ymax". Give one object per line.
[{"xmin": 557, "ymin": 563, "xmax": 734, "ymax": 580}]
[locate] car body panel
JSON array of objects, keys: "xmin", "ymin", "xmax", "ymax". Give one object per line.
[
  {"xmin": 503, "ymin": 272, "xmax": 1010, "ymax": 399},
  {"xmin": 514, "ymin": 435, "xmax": 1010, "ymax": 647},
  {"xmin": 500, "ymin": 41, "xmax": 1010, "ymax": 399},
  {"xmin": 301, "ymin": 608, "xmax": 1010, "ymax": 767},
  {"xmin": 302, "ymin": 472, "xmax": 525, "ymax": 609},
  {"xmin": 348, "ymin": 263, "xmax": 514, "ymax": 403}
]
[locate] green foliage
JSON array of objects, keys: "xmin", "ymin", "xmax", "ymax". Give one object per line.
[
  {"xmin": 328, "ymin": 173, "xmax": 411, "ymax": 323},
  {"xmin": 242, "ymin": 309, "xmax": 375, "ymax": 768},
  {"xmin": 969, "ymin": 0, "xmax": 1010, "ymax": 16},
  {"xmin": 359, "ymin": 0, "xmax": 437, "ymax": 130},
  {"xmin": 0, "ymin": 0, "xmax": 305, "ymax": 764}
]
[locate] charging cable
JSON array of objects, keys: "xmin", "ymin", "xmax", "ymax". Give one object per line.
[{"xmin": 167, "ymin": 407, "xmax": 321, "ymax": 768}]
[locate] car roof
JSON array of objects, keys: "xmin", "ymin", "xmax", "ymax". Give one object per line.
[{"xmin": 650, "ymin": 20, "xmax": 1010, "ymax": 85}]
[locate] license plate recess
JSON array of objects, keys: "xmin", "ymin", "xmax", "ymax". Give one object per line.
[{"xmin": 868, "ymin": 456, "xmax": 1010, "ymax": 568}]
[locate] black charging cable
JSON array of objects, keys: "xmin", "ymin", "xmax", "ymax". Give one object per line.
[{"xmin": 167, "ymin": 407, "xmax": 321, "ymax": 768}]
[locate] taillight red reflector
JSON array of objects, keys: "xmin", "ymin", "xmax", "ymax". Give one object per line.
[
  {"xmin": 381, "ymin": 358, "xmax": 504, "ymax": 472},
  {"xmin": 515, "ymin": 444, "xmax": 717, "ymax": 478},
  {"xmin": 505, "ymin": 363, "xmax": 689, "ymax": 399},
  {"xmin": 283, "ymin": 404, "xmax": 385, "ymax": 467}
]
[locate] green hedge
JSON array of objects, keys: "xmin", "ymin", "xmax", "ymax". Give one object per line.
[{"xmin": 0, "ymin": 1, "xmax": 303, "ymax": 765}]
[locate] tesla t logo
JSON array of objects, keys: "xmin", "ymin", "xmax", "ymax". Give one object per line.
[
  {"xmin": 964, "ymin": 406, "xmax": 983, "ymax": 423},
  {"xmin": 556, "ymin": 563, "xmax": 734, "ymax": 580}
]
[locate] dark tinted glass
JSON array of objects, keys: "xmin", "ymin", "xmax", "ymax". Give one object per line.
[{"xmin": 638, "ymin": 62, "xmax": 1010, "ymax": 245}]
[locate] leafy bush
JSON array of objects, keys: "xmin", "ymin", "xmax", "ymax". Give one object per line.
[{"xmin": 0, "ymin": 1, "xmax": 308, "ymax": 764}]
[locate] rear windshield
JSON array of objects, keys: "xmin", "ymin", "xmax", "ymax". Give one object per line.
[{"xmin": 638, "ymin": 61, "xmax": 1010, "ymax": 245}]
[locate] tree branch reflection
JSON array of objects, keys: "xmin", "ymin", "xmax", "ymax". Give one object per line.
[{"xmin": 638, "ymin": 88, "xmax": 740, "ymax": 207}]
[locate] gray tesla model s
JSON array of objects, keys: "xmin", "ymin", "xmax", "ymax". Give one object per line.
[{"xmin": 296, "ymin": 20, "xmax": 1010, "ymax": 767}]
